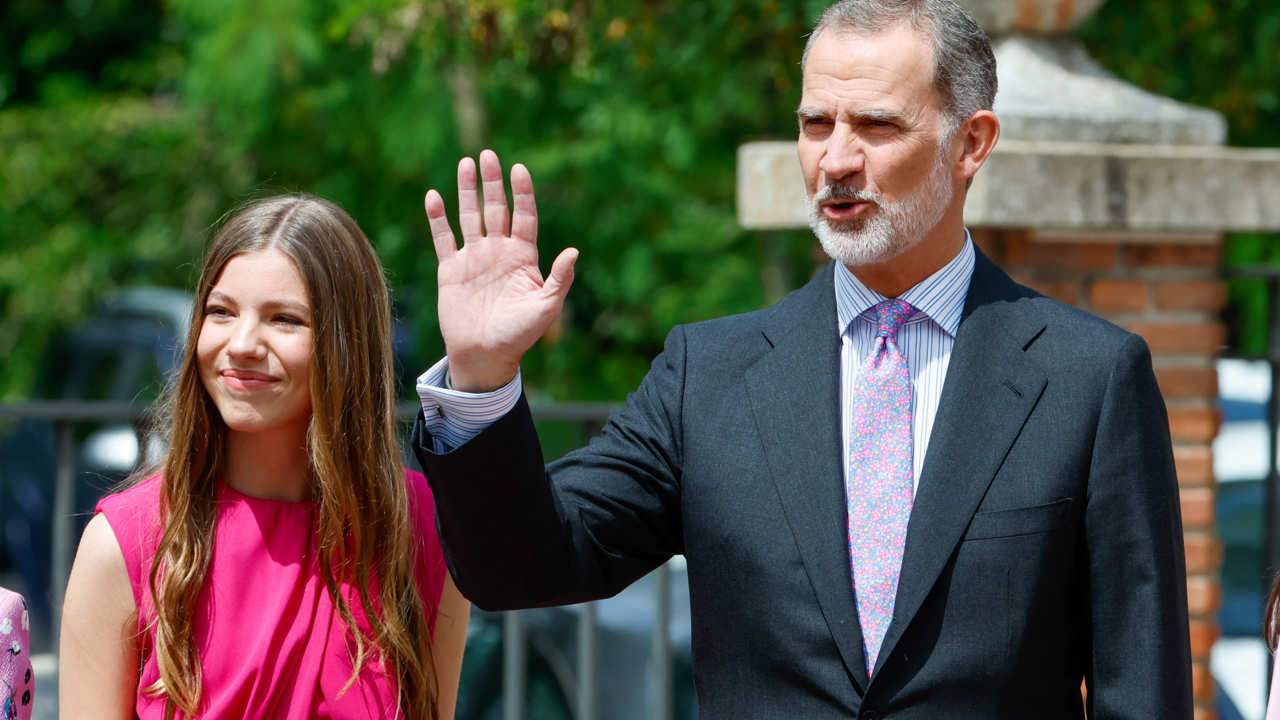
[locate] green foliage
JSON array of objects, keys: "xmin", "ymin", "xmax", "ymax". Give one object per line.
[
  {"xmin": 113, "ymin": 0, "xmax": 821, "ymax": 401},
  {"xmin": 0, "ymin": 98, "xmax": 250, "ymax": 400},
  {"xmin": 1078, "ymin": 0, "xmax": 1280, "ymax": 149},
  {"xmin": 4, "ymin": 0, "xmax": 1279, "ymax": 399}
]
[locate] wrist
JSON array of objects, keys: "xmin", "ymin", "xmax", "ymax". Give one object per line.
[{"xmin": 446, "ymin": 352, "xmax": 519, "ymax": 393}]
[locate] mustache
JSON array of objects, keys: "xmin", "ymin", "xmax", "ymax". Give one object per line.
[{"xmin": 813, "ymin": 184, "xmax": 880, "ymax": 205}]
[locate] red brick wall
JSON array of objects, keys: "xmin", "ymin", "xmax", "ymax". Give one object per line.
[{"xmin": 974, "ymin": 230, "xmax": 1224, "ymax": 720}]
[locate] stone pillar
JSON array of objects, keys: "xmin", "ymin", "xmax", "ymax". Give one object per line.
[{"xmin": 736, "ymin": 2, "xmax": 1280, "ymax": 718}]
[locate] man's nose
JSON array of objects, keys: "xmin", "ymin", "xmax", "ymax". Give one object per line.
[{"xmin": 819, "ymin": 125, "xmax": 865, "ymax": 183}]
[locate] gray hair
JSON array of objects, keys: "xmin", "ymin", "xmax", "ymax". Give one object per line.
[{"xmin": 801, "ymin": 0, "xmax": 997, "ymax": 126}]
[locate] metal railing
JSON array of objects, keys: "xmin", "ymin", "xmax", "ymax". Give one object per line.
[{"xmin": 0, "ymin": 399, "xmax": 682, "ymax": 720}]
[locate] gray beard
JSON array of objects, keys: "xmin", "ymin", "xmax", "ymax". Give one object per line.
[{"xmin": 808, "ymin": 152, "xmax": 954, "ymax": 269}]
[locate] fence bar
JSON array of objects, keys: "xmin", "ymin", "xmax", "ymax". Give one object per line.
[
  {"xmin": 650, "ymin": 561, "xmax": 673, "ymax": 720},
  {"xmin": 503, "ymin": 611, "xmax": 527, "ymax": 720},
  {"xmin": 576, "ymin": 603, "xmax": 598, "ymax": 720},
  {"xmin": 51, "ymin": 420, "xmax": 76, "ymax": 634}
]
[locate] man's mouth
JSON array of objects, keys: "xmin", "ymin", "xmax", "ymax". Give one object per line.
[{"xmin": 822, "ymin": 200, "xmax": 871, "ymax": 222}]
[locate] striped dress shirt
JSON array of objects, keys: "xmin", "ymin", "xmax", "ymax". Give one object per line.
[
  {"xmin": 418, "ymin": 234, "xmax": 976, "ymax": 478},
  {"xmin": 837, "ymin": 235, "xmax": 974, "ymax": 492}
]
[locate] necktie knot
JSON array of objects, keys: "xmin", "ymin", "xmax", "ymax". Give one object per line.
[{"xmin": 875, "ymin": 299, "xmax": 916, "ymax": 340}]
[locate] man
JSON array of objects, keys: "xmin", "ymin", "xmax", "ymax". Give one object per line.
[{"xmin": 413, "ymin": 0, "xmax": 1193, "ymax": 716}]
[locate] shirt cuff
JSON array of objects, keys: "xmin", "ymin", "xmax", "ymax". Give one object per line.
[{"xmin": 416, "ymin": 357, "xmax": 523, "ymax": 453}]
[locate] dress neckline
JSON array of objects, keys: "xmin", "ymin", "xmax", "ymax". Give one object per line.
[{"xmin": 218, "ymin": 479, "xmax": 317, "ymax": 508}]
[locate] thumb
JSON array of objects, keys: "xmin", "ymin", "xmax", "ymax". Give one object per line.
[{"xmin": 544, "ymin": 247, "xmax": 578, "ymax": 301}]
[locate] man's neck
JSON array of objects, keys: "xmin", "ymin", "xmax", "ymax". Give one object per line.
[{"xmin": 846, "ymin": 225, "xmax": 967, "ymax": 298}]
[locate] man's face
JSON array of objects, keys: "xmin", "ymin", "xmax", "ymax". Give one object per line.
[{"xmin": 797, "ymin": 23, "xmax": 957, "ymax": 269}]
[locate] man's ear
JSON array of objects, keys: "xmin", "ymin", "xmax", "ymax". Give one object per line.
[{"xmin": 955, "ymin": 110, "xmax": 1000, "ymax": 182}]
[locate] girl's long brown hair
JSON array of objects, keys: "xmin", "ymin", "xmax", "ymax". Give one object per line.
[
  {"xmin": 142, "ymin": 195, "xmax": 436, "ymax": 718},
  {"xmin": 1267, "ymin": 573, "xmax": 1280, "ymax": 652}
]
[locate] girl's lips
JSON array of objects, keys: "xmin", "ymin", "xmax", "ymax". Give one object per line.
[
  {"xmin": 221, "ymin": 369, "xmax": 277, "ymax": 391},
  {"xmin": 822, "ymin": 201, "xmax": 872, "ymax": 222}
]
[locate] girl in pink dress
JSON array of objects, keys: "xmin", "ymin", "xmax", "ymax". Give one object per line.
[{"xmin": 59, "ymin": 195, "xmax": 469, "ymax": 719}]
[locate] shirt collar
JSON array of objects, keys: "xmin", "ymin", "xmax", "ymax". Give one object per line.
[{"xmin": 833, "ymin": 230, "xmax": 976, "ymax": 339}]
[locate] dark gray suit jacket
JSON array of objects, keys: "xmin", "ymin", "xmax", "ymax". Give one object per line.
[{"xmin": 413, "ymin": 249, "xmax": 1193, "ymax": 718}]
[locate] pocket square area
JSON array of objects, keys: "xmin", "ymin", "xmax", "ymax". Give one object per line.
[{"xmin": 964, "ymin": 498, "xmax": 1072, "ymax": 540}]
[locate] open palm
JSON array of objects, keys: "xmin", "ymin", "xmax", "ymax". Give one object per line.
[{"xmin": 425, "ymin": 149, "xmax": 578, "ymax": 392}]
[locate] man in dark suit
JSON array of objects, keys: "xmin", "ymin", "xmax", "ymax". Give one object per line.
[{"xmin": 413, "ymin": 0, "xmax": 1193, "ymax": 716}]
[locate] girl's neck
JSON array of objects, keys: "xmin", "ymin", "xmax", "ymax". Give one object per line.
[{"xmin": 222, "ymin": 419, "xmax": 312, "ymax": 501}]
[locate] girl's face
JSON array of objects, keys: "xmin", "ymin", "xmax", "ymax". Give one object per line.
[{"xmin": 197, "ymin": 249, "xmax": 314, "ymax": 437}]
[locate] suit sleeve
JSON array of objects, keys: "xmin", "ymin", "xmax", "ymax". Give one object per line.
[
  {"xmin": 411, "ymin": 326, "xmax": 688, "ymax": 611},
  {"xmin": 1083, "ymin": 332, "xmax": 1193, "ymax": 717}
]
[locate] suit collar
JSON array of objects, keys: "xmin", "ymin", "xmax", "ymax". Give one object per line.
[
  {"xmin": 749, "ymin": 262, "xmax": 873, "ymax": 691},
  {"xmin": 872, "ymin": 248, "xmax": 1049, "ymax": 677}
]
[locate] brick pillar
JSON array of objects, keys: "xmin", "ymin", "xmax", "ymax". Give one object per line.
[{"xmin": 974, "ymin": 230, "xmax": 1225, "ymax": 720}]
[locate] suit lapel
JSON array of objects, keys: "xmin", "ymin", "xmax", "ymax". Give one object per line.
[
  {"xmin": 744, "ymin": 263, "xmax": 871, "ymax": 691},
  {"xmin": 872, "ymin": 250, "xmax": 1048, "ymax": 675}
]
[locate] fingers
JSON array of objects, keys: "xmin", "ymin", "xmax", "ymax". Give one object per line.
[
  {"xmin": 544, "ymin": 247, "xmax": 579, "ymax": 302},
  {"xmin": 510, "ymin": 163, "xmax": 538, "ymax": 244},
  {"xmin": 479, "ymin": 149, "xmax": 510, "ymax": 238},
  {"xmin": 457, "ymin": 157, "xmax": 482, "ymax": 242},
  {"xmin": 423, "ymin": 190, "xmax": 457, "ymax": 262}
]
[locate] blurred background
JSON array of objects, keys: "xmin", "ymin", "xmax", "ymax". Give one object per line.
[{"xmin": 2, "ymin": 0, "xmax": 1279, "ymax": 718}]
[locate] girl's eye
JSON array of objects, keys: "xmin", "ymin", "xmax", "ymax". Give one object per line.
[
  {"xmin": 205, "ymin": 305, "xmax": 230, "ymax": 317},
  {"xmin": 275, "ymin": 314, "xmax": 305, "ymax": 326}
]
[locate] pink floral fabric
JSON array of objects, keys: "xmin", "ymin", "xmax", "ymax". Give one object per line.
[
  {"xmin": 0, "ymin": 586, "xmax": 33, "ymax": 720},
  {"xmin": 847, "ymin": 298, "xmax": 916, "ymax": 672}
]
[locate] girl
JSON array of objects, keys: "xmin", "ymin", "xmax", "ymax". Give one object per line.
[{"xmin": 60, "ymin": 195, "xmax": 468, "ymax": 719}]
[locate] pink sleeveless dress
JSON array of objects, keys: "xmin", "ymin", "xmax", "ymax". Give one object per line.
[{"xmin": 96, "ymin": 469, "xmax": 447, "ymax": 719}]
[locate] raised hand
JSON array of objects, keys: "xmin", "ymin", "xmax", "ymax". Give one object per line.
[{"xmin": 425, "ymin": 149, "xmax": 578, "ymax": 392}]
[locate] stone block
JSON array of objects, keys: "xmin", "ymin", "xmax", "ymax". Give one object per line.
[
  {"xmin": 1167, "ymin": 407, "xmax": 1221, "ymax": 444},
  {"xmin": 1156, "ymin": 366, "xmax": 1218, "ymax": 399},
  {"xmin": 1125, "ymin": 245, "xmax": 1221, "ymax": 268},
  {"xmin": 1015, "ymin": 276, "xmax": 1081, "ymax": 305},
  {"xmin": 1183, "ymin": 533, "xmax": 1222, "ymax": 575},
  {"xmin": 1173, "ymin": 445, "xmax": 1214, "ymax": 487},
  {"xmin": 1180, "ymin": 487, "xmax": 1215, "ymax": 530},
  {"xmin": 1191, "ymin": 659, "xmax": 1215, "ymax": 700},
  {"xmin": 956, "ymin": 0, "xmax": 1105, "ymax": 34},
  {"xmin": 1155, "ymin": 280, "xmax": 1228, "ymax": 312},
  {"xmin": 1025, "ymin": 242, "xmax": 1118, "ymax": 272},
  {"xmin": 1126, "ymin": 322, "xmax": 1225, "ymax": 355},
  {"xmin": 1189, "ymin": 620, "xmax": 1219, "ymax": 658},
  {"xmin": 1089, "ymin": 279, "xmax": 1147, "ymax": 312},
  {"xmin": 1186, "ymin": 575, "xmax": 1221, "ymax": 615}
]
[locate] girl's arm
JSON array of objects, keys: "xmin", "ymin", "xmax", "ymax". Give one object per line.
[
  {"xmin": 430, "ymin": 574, "xmax": 470, "ymax": 719},
  {"xmin": 59, "ymin": 513, "xmax": 138, "ymax": 719}
]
